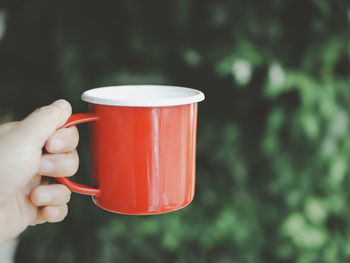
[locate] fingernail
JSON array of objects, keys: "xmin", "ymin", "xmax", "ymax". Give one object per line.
[
  {"xmin": 39, "ymin": 159, "xmax": 54, "ymax": 174},
  {"xmin": 38, "ymin": 192, "xmax": 52, "ymax": 204},
  {"xmin": 53, "ymin": 99, "xmax": 70, "ymax": 109},
  {"xmin": 50, "ymin": 139, "xmax": 64, "ymax": 151}
]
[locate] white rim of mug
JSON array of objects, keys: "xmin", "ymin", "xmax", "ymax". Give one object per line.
[{"xmin": 81, "ymin": 85, "xmax": 205, "ymax": 107}]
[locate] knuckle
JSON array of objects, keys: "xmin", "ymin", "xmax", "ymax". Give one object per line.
[
  {"xmin": 30, "ymin": 187, "xmax": 41, "ymax": 202},
  {"xmin": 55, "ymin": 184, "xmax": 70, "ymax": 195},
  {"xmin": 60, "ymin": 185, "xmax": 72, "ymax": 203},
  {"xmin": 63, "ymin": 151, "xmax": 79, "ymax": 176},
  {"xmin": 72, "ymin": 126, "xmax": 79, "ymax": 144},
  {"xmin": 70, "ymin": 126, "xmax": 79, "ymax": 138},
  {"xmin": 47, "ymin": 205, "xmax": 68, "ymax": 222},
  {"xmin": 71, "ymin": 151, "xmax": 79, "ymax": 174},
  {"xmin": 40, "ymin": 105, "xmax": 61, "ymax": 117},
  {"xmin": 33, "ymin": 185, "xmax": 49, "ymax": 199},
  {"xmin": 65, "ymin": 126, "xmax": 79, "ymax": 148},
  {"xmin": 66, "ymin": 192, "xmax": 72, "ymax": 203},
  {"xmin": 45, "ymin": 139, "xmax": 56, "ymax": 152},
  {"xmin": 63, "ymin": 185, "xmax": 71, "ymax": 196},
  {"xmin": 58, "ymin": 205, "xmax": 68, "ymax": 221}
]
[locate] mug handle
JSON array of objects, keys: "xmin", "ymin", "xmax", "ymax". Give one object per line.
[{"xmin": 55, "ymin": 113, "xmax": 101, "ymax": 196}]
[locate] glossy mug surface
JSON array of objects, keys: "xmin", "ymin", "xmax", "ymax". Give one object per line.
[{"xmin": 57, "ymin": 85, "xmax": 205, "ymax": 215}]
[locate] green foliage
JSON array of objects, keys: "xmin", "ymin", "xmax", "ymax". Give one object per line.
[{"xmin": 0, "ymin": 0, "xmax": 349, "ymax": 262}]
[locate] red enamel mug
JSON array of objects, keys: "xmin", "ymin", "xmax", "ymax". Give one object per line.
[{"xmin": 57, "ymin": 85, "xmax": 205, "ymax": 215}]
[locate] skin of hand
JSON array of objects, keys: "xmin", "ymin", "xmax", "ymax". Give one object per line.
[{"xmin": 0, "ymin": 99, "xmax": 79, "ymax": 244}]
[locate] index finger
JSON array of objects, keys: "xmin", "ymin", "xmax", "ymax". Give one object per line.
[{"xmin": 18, "ymin": 100, "xmax": 72, "ymax": 147}]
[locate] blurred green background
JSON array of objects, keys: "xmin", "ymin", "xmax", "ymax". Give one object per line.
[{"xmin": 0, "ymin": 0, "xmax": 350, "ymax": 262}]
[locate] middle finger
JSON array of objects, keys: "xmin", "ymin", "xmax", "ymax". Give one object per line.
[{"xmin": 45, "ymin": 126, "xmax": 79, "ymax": 154}]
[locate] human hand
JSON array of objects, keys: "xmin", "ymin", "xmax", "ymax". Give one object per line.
[{"xmin": 0, "ymin": 100, "xmax": 79, "ymax": 244}]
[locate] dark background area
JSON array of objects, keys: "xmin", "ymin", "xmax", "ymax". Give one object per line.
[{"xmin": 0, "ymin": 0, "xmax": 350, "ymax": 262}]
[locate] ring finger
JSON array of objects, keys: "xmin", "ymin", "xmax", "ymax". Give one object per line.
[{"xmin": 31, "ymin": 184, "xmax": 71, "ymax": 206}]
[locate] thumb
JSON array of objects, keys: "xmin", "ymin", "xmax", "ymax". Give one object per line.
[{"xmin": 18, "ymin": 99, "xmax": 72, "ymax": 147}]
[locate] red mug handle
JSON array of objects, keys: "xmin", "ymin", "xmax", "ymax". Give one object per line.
[{"xmin": 55, "ymin": 113, "xmax": 100, "ymax": 196}]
